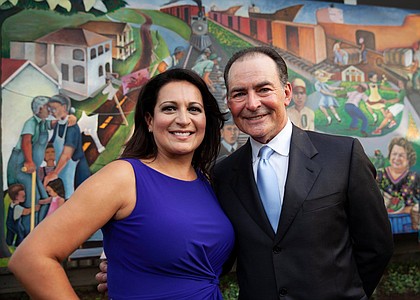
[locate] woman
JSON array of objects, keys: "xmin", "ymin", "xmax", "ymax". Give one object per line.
[
  {"xmin": 9, "ymin": 69, "xmax": 235, "ymax": 299},
  {"xmin": 376, "ymin": 137, "xmax": 420, "ymax": 214}
]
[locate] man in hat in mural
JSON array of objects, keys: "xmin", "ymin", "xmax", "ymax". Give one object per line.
[
  {"xmin": 287, "ymin": 78, "xmax": 315, "ymax": 131},
  {"xmin": 157, "ymin": 46, "xmax": 185, "ymax": 73},
  {"xmin": 194, "ymin": 47, "xmax": 212, "ymax": 65},
  {"xmin": 192, "ymin": 53, "xmax": 221, "ymax": 92}
]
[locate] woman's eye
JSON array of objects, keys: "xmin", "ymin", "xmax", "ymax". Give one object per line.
[
  {"xmin": 189, "ymin": 106, "xmax": 202, "ymax": 113},
  {"xmin": 162, "ymin": 106, "xmax": 176, "ymax": 112}
]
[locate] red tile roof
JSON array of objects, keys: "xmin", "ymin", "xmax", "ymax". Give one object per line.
[{"xmin": 1, "ymin": 58, "xmax": 27, "ymax": 84}]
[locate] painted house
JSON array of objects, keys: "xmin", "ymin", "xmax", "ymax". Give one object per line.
[
  {"xmin": 1, "ymin": 58, "xmax": 59, "ymax": 189},
  {"xmin": 79, "ymin": 21, "xmax": 135, "ymax": 61},
  {"xmin": 341, "ymin": 65, "xmax": 365, "ymax": 82},
  {"xmin": 11, "ymin": 28, "xmax": 112, "ymax": 100}
]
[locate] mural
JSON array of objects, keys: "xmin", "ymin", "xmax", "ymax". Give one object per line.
[{"xmin": 1, "ymin": 0, "xmax": 420, "ymax": 259}]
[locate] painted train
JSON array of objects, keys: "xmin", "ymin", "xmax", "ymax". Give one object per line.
[{"xmin": 161, "ymin": 3, "xmax": 420, "ymax": 85}]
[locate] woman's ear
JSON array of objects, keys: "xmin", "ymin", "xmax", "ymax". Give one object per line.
[{"xmin": 145, "ymin": 113, "xmax": 153, "ymax": 132}]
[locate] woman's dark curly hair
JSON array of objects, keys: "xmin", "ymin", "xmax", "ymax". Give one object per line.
[{"xmin": 121, "ymin": 68, "xmax": 225, "ymax": 180}]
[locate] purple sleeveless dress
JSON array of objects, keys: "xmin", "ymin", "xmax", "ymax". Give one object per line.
[{"xmin": 102, "ymin": 159, "xmax": 235, "ymax": 299}]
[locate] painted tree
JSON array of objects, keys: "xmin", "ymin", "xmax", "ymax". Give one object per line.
[{"xmin": 0, "ymin": 0, "xmax": 127, "ymax": 258}]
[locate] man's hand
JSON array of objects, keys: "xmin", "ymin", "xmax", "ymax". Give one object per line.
[{"xmin": 96, "ymin": 260, "xmax": 108, "ymax": 293}]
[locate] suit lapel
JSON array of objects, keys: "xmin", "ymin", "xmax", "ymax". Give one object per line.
[
  {"xmin": 231, "ymin": 141, "xmax": 275, "ymax": 239},
  {"xmin": 275, "ymin": 127, "xmax": 321, "ymax": 244}
]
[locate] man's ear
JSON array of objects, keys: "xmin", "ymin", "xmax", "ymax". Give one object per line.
[{"xmin": 284, "ymin": 82, "xmax": 293, "ymax": 107}]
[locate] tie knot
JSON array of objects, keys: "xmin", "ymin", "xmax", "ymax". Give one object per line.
[{"xmin": 259, "ymin": 146, "xmax": 274, "ymax": 160}]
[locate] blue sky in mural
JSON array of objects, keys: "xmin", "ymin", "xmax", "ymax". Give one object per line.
[{"xmin": 126, "ymin": 0, "xmax": 419, "ymax": 25}]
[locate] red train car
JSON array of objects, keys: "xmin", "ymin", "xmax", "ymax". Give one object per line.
[{"xmin": 160, "ymin": 4, "xmax": 205, "ymax": 25}]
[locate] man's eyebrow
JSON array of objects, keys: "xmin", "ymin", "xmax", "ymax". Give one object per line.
[{"xmin": 229, "ymin": 81, "xmax": 273, "ymax": 94}]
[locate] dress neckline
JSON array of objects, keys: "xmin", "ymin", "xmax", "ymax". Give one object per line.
[{"xmin": 138, "ymin": 159, "xmax": 200, "ymax": 183}]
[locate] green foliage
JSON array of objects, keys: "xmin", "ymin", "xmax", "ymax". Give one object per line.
[
  {"xmin": 107, "ymin": 7, "xmax": 145, "ymax": 23},
  {"xmin": 220, "ymin": 273, "xmax": 239, "ymax": 300},
  {"xmin": 141, "ymin": 9, "xmax": 191, "ymax": 41},
  {"xmin": 208, "ymin": 21, "xmax": 252, "ymax": 59},
  {"xmin": 375, "ymin": 261, "xmax": 420, "ymax": 297}
]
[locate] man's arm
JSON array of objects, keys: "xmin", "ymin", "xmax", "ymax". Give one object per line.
[{"xmin": 347, "ymin": 139, "xmax": 394, "ymax": 297}]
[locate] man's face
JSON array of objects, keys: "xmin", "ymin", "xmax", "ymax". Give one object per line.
[
  {"xmin": 37, "ymin": 104, "xmax": 50, "ymax": 120},
  {"xmin": 292, "ymin": 86, "xmax": 306, "ymax": 109},
  {"xmin": 221, "ymin": 124, "xmax": 239, "ymax": 145},
  {"xmin": 48, "ymin": 102, "xmax": 68, "ymax": 120},
  {"xmin": 226, "ymin": 54, "xmax": 292, "ymax": 144},
  {"xmin": 175, "ymin": 51, "xmax": 184, "ymax": 60}
]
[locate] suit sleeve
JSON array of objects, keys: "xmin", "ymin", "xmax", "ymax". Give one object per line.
[{"xmin": 347, "ymin": 139, "xmax": 394, "ymax": 297}]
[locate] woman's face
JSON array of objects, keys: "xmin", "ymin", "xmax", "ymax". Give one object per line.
[
  {"xmin": 390, "ymin": 145, "xmax": 409, "ymax": 172},
  {"xmin": 146, "ymin": 81, "xmax": 206, "ymax": 159}
]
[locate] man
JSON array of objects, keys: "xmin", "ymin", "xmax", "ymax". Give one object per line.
[
  {"xmin": 192, "ymin": 53, "xmax": 220, "ymax": 91},
  {"xmin": 287, "ymin": 78, "xmax": 315, "ymax": 131},
  {"xmin": 217, "ymin": 115, "xmax": 241, "ymax": 162},
  {"xmin": 7, "ymin": 96, "xmax": 52, "ymax": 235},
  {"xmin": 157, "ymin": 46, "xmax": 185, "ymax": 73},
  {"xmin": 213, "ymin": 46, "xmax": 393, "ymax": 299},
  {"xmin": 97, "ymin": 47, "xmax": 393, "ymax": 299},
  {"xmin": 194, "ymin": 47, "xmax": 211, "ymax": 65}
]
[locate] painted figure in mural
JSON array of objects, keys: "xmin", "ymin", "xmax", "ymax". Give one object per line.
[
  {"xmin": 344, "ymin": 83, "xmax": 369, "ymax": 137},
  {"xmin": 157, "ymin": 46, "xmax": 185, "ymax": 73},
  {"xmin": 373, "ymin": 149, "xmax": 386, "ymax": 169},
  {"xmin": 6, "ymin": 184, "xmax": 39, "ymax": 247},
  {"xmin": 358, "ymin": 37, "xmax": 368, "ymax": 64},
  {"xmin": 194, "ymin": 47, "xmax": 212, "ymax": 65},
  {"xmin": 376, "ymin": 137, "xmax": 420, "ymax": 216},
  {"xmin": 333, "ymin": 40, "xmax": 348, "ymax": 66},
  {"xmin": 217, "ymin": 114, "xmax": 240, "ymax": 162},
  {"xmin": 287, "ymin": 78, "xmax": 315, "ymax": 131},
  {"xmin": 43, "ymin": 94, "xmax": 91, "ymax": 199},
  {"xmin": 314, "ymin": 69, "xmax": 343, "ymax": 125},
  {"xmin": 9, "ymin": 69, "xmax": 234, "ymax": 299},
  {"xmin": 38, "ymin": 178, "xmax": 65, "ymax": 218},
  {"xmin": 213, "ymin": 46, "xmax": 393, "ymax": 299},
  {"xmin": 372, "ymin": 80, "xmax": 405, "ymax": 135},
  {"xmin": 192, "ymin": 53, "xmax": 221, "ymax": 92},
  {"xmin": 38, "ymin": 143, "xmax": 56, "ymax": 183},
  {"xmin": 6, "ymin": 96, "xmax": 52, "ymax": 236},
  {"xmin": 410, "ymin": 41, "xmax": 420, "ymax": 91},
  {"xmin": 365, "ymin": 72, "xmax": 393, "ymax": 124}
]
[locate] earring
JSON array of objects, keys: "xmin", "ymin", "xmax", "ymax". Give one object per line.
[{"xmin": 148, "ymin": 128, "xmax": 152, "ymax": 133}]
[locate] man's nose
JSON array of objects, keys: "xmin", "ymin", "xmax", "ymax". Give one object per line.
[{"xmin": 246, "ymin": 91, "xmax": 261, "ymax": 111}]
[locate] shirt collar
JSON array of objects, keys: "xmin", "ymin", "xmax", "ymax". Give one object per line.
[
  {"xmin": 221, "ymin": 139, "xmax": 237, "ymax": 151},
  {"xmin": 33, "ymin": 114, "xmax": 43, "ymax": 123},
  {"xmin": 250, "ymin": 118, "xmax": 292, "ymax": 162}
]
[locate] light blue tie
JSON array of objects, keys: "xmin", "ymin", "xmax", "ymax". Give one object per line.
[{"xmin": 257, "ymin": 146, "xmax": 281, "ymax": 232}]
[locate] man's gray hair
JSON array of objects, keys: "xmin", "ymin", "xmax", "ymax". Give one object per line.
[{"xmin": 31, "ymin": 96, "xmax": 50, "ymax": 114}]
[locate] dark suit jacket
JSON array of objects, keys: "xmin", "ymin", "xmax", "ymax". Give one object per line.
[{"xmin": 213, "ymin": 126, "xmax": 393, "ymax": 300}]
